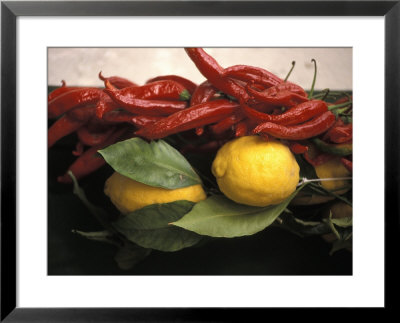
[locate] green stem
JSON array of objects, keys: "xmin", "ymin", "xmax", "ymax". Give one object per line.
[
  {"xmin": 284, "ymin": 61, "xmax": 296, "ymax": 82},
  {"xmin": 308, "ymin": 59, "xmax": 317, "ymax": 99},
  {"xmin": 328, "ymin": 101, "xmax": 352, "ymax": 111}
]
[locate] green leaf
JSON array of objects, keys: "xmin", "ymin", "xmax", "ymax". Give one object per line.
[
  {"xmin": 114, "ymin": 242, "xmax": 152, "ymax": 270},
  {"xmin": 112, "ymin": 200, "xmax": 202, "ymax": 252},
  {"xmin": 98, "ymin": 137, "xmax": 202, "ymax": 189},
  {"xmin": 171, "ymin": 187, "xmax": 303, "ymax": 238}
]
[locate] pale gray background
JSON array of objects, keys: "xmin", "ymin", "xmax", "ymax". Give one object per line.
[{"xmin": 48, "ymin": 48, "xmax": 352, "ymax": 90}]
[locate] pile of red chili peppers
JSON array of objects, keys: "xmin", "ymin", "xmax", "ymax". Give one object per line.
[{"xmin": 48, "ymin": 48, "xmax": 353, "ymax": 183}]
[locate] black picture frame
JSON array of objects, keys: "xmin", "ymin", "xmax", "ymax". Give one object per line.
[{"xmin": 1, "ymin": 1, "xmax": 398, "ymax": 321}]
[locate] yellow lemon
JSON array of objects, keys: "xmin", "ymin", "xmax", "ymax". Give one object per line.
[
  {"xmin": 104, "ymin": 172, "xmax": 207, "ymax": 215},
  {"xmin": 314, "ymin": 157, "xmax": 351, "ymax": 194},
  {"xmin": 211, "ymin": 136, "xmax": 300, "ymax": 207}
]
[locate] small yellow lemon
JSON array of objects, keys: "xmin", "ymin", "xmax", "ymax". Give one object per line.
[
  {"xmin": 211, "ymin": 136, "xmax": 300, "ymax": 207},
  {"xmin": 314, "ymin": 157, "xmax": 351, "ymax": 194},
  {"xmin": 104, "ymin": 172, "xmax": 207, "ymax": 215}
]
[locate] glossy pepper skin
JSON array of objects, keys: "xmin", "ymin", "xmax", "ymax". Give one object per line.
[
  {"xmin": 243, "ymin": 100, "xmax": 328, "ymax": 126},
  {"xmin": 246, "ymin": 82, "xmax": 308, "ymax": 107},
  {"xmin": 48, "ymin": 88, "xmax": 103, "ymax": 118},
  {"xmin": 48, "ymin": 114, "xmax": 86, "ymax": 148},
  {"xmin": 98, "ymin": 72, "xmax": 138, "ymax": 89},
  {"xmin": 135, "ymin": 99, "xmax": 239, "ymax": 140},
  {"xmin": 77, "ymin": 125, "xmax": 116, "ymax": 146},
  {"xmin": 253, "ymin": 111, "xmax": 336, "ymax": 140},
  {"xmin": 57, "ymin": 128, "xmax": 127, "ymax": 183},
  {"xmin": 104, "ymin": 79, "xmax": 191, "ymax": 101},
  {"xmin": 146, "ymin": 75, "xmax": 198, "ymax": 95},
  {"xmin": 322, "ymin": 118, "xmax": 352, "ymax": 143},
  {"xmin": 209, "ymin": 113, "xmax": 244, "ymax": 135},
  {"xmin": 222, "ymin": 64, "xmax": 283, "ymax": 88},
  {"xmin": 184, "ymin": 48, "xmax": 250, "ymax": 103},
  {"xmin": 190, "ymin": 81, "xmax": 218, "ymax": 106},
  {"xmin": 48, "ymin": 81, "xmax": 80, "ymax": 102},
  {"xmin": 103, "ymin": 88, "xmax": 188, "ymax": 116}
]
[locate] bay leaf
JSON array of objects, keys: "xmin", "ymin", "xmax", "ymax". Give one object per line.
[
  {"xmin": 112, "ymin": 200, "xmax": 202, "ymax": 252},
  {"xmin": 171, "ymin": 188, "xmax": 302, "ymax": 238},
  {"xmin": 98, "ymin": 137, "xmax": 202, "ymax": 189}
]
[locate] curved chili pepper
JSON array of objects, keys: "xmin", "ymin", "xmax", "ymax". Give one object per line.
[
  {"xmin": 246, "ymin": 82, "xmax": 308, "ymax": 107},
  {"xmin": 303, "ymin": 151, "xmax": 336, "ymax": 167},
  {"xmin": 288, "ymin": 142, "xmax": 309, "ymax": 154},
  {"xmin": 185, "ymin": 48, "xmax": 250, "ymax": 103},
  {"xmin": 146, "ymin": 75, "xmax": 197, "ymax": 95},
  {"xmin": 48, "ymin": 114, "xmax": 86, "ymax": 148},
  {"xmin": 135, "ymin": 99, "xmax": 239, "ymax": 140},
  {"xmin": 253, "ymin": 111, "xmax": 336, "ymax": 140},
  {"xmin": 243, "ymin": 100, "xmax": 327, "ymax": 126},
  {"xmin": 48, "ymin": 87, "xmax": 103, "ymax": 118},
  {"xmin": 104, "ymin": 79, "xmax": 190, "ymax": 102},
  {"xmin": 103, "ymin": 89, "xmax": 188, "ymax": 116},
  {"xmin": 223, "ymin": 64, "xmax": 283, "ymax": 87},
  {"xmin": 57, "ymin": 128, "xmax": 127, "ymax": 183},
  {"xmin": 77, "ymin": 125, "xmax": 116, "ymax": 147},
  {"xmin": 95, "ymin": 94, "xmax": 121, "ymax": 119},
  {"xmin": 209, "ymin": 113, "xmax": 244, "ymax": 135},
  {"xmin": 98, "ymin": 71, "xmax": 138, "ymax": 89},
  {"xmin": 66, "ymin": 105, "xmax": 96, "ymax": 122},
  {"xmin": 130, "ymin": 115, "xmax": 163, "ymax": 128},
  {"xmin": 322, "ymin": 118, "xmax": 352, "ymax": 144},
  {"xmin": 48, "ymin": 80, "xmax": 81, "ymax": 102},
  {"xmin": 100, "ymin": 110, "xmax": 133, "ymax": 124},
  {"xmin": 190, "ymin": 81, "xmax": 218, "ymax": 106}
]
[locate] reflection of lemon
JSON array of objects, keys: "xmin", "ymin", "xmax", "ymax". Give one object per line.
[
  {"xmin": 104, "ymin": 172, "xmax": 206, "ymax": 215},
  {"xmin": 314, "ymin": 157, "xmax": 351, "ymax": 194},
  {"xmin": 211, "ymin": 136, "xmax": 300, "ymax": 207}
]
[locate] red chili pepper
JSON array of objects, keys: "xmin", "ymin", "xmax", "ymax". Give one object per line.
[
  {"xmin": 253, "ymin": 111, "xmax": 336, "ymax": 140},
  {"xmin": 303, "ymin": 151, "xmax": 336, "ymax": 167},
  {"xmin": 185, "ymin": 48, "xmax": 250, "ymax": 103},
  {"xmin": 104, "ymin": 79, "xmax": 190, "ymax": 102},
  {"xmin": 341, "ymin": 157, "xmax": 353, "ymax": 172},
  {"xmin": 288, "ymin": 142, "xmax": 309, "ymax": 154},
  {"xmin": 72, "ymin": 141, "xmax": 85, "ymax": 156},
  {"xmin": 243, "ymin": 100, "xmax": 327, "ymax": 126},
  {"xmin": 323, "ymin": 118, "xmax": 353, "ymax": 144},
  {"xmin": 66, "ymin": 105, "xmax": 96, "ymax": 122},
  {"xmin": 222, "ymin": 64, "xmax": 283, "ymax": 88},
  {"xmin": 98, "ymin": 71, "xmax": 138, "ymax": 89},
  {"xmin": 76, "ymin": 125, "xmax": 116, "ymax": 146},
  {"xmin": 48, "ymin": 87, "xmax": 103, "ymax": 118},
  {"xmin": 48, "ymin": 80, "xmax": 81, "ymax": 102},
  {"xmin": 95, "ymin": 94, "xmax": 121, "ymax": 119},
  {"xmin": 190, "ymin": 81, "xmax": 218, "ymax": 106},
  {"xmin": 246, "ymin": 82, "xmax": 308, "ymax": 107},
  {"xmin": 130, "ymin": 115, "xmax": 163, "ymax": 128},
  {"xmin": 234, "ymin": 120, "xmax": 248, "ymax": 137},
  {"xmin": 48, "ymin": 114, "xmax": 86, "ymax": 148},
  {"xmin": 146, "ymin": 75, "xmax": 197, "ymax": 95},
  {"xmin": 209, "ymin": 113, "xmax": 244, "ymax": 135},
  {"xmin": 135, "ymin": 99, "xmax": 239, "ymax": 140},
  {"xmin": 103, "ymin": 91, "xmax": 188, "ymax": 116},
  {"xmin": 57, "ymin": 128, "xmax": 127, "ymax": 183}
]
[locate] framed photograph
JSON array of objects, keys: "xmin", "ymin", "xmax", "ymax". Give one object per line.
[{"xmin": 1, "ymin": 1, "xmax": 398, "ymax": 321}]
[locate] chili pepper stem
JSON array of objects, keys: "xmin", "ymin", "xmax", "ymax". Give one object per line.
[
  {"xmin": 328, "ymin": 101, "xmax": 353, "ymax": 111},
  {"xmin": 297, "ymin": 176, "xmax": 352, "ymax": 187},
  {"xmin": 308, "ymin": 59, "xmax": 317, "ymax": 99},
  {"xmin": 284, "ymin": 61, "xmax": 296, "ymax": 82}
]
